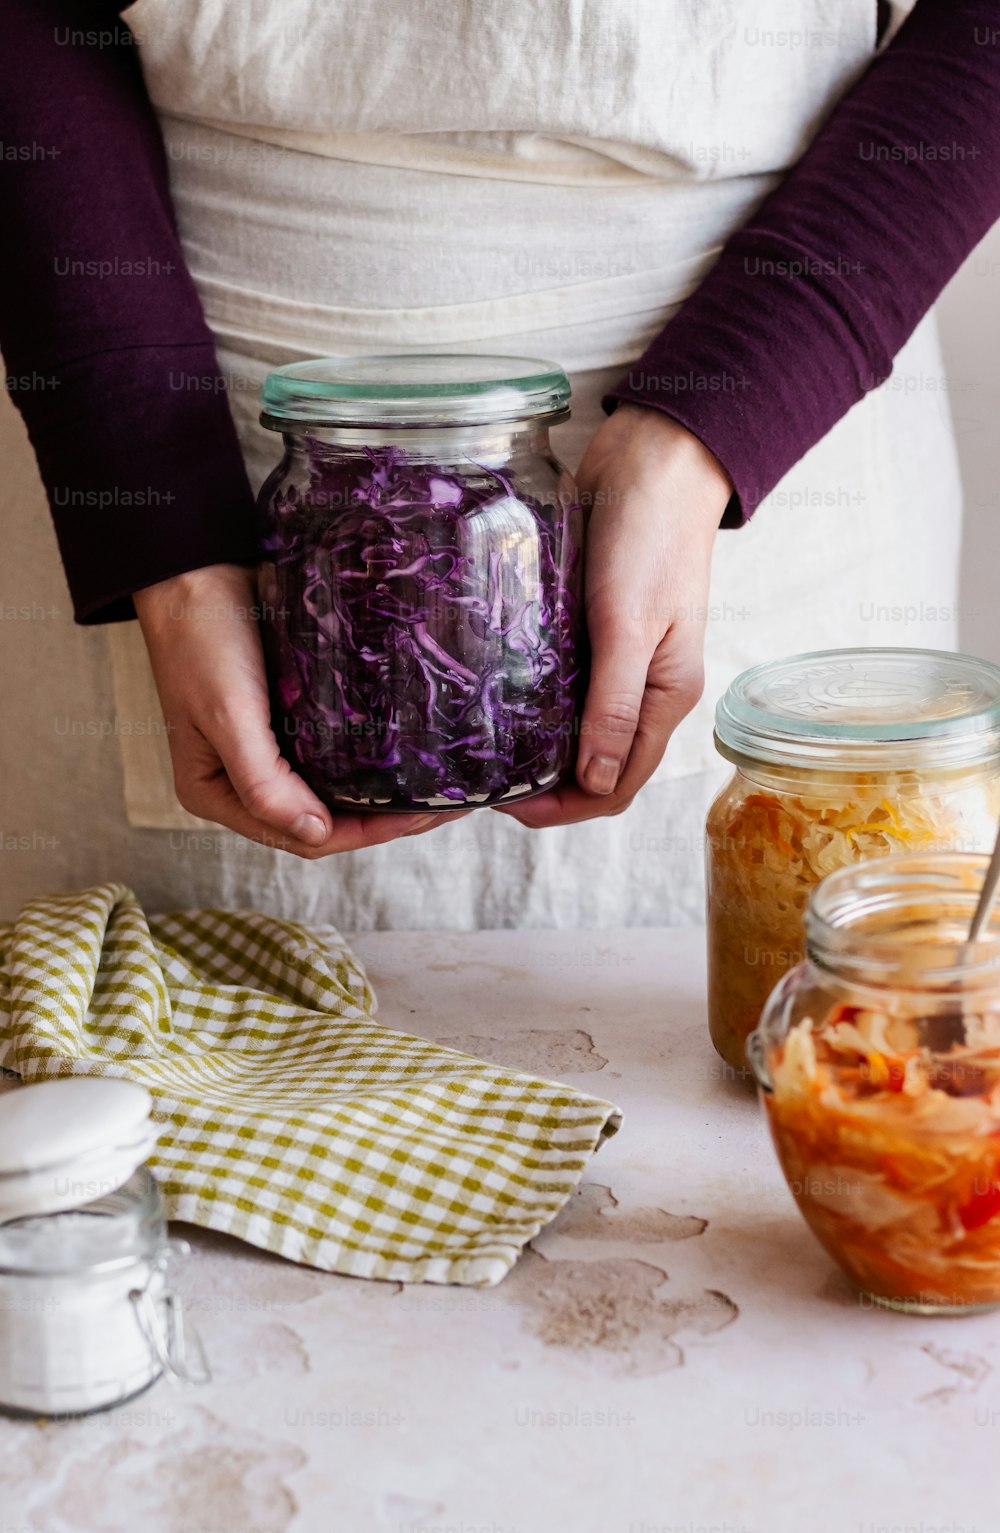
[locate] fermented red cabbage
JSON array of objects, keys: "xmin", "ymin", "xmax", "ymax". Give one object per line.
[{"xmin": 258, "ymin": 443, "xmax": 584, "ymax": 810}]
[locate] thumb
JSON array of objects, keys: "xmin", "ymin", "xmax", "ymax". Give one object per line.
[
  {"xmin": 212, "ymin": 699, "xmax": 333, "ymax": 847},
  {"xmin": 575, "ymin": 615, "xmax": 654, "ymax": 796}
]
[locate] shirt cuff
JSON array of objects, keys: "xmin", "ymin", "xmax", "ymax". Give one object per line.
[{"xmin": 20, "ymin": 342, "xmax": 259, "ymax": 622}]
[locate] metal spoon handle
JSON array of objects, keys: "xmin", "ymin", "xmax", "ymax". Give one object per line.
[{"xmin": 968, "ymin": 824, "xmax": 1000, "ymax": 945}]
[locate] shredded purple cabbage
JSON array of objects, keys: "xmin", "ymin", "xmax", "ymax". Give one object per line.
[{"xmin": 258, "ymin": 444, "xmax": 584, "ymax": 810}]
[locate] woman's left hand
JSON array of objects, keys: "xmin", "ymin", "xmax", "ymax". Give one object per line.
[{"xmin": 498, "ymin": 403, "xmax": 733, "ymax": 829}]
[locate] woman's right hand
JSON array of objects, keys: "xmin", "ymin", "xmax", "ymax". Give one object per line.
[{"xmin": 134, "ymin": 563, "xmax": 448, "ymax": 857}]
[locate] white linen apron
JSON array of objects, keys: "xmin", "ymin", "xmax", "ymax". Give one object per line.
[{"xmin": 0, "ymin": 0, "xmax": 962, "ymax": 927}]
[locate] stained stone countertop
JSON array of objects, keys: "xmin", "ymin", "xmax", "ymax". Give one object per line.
[{"xmin": 1, "ymin": 926, "xmax": 997, "ymax": 1533}]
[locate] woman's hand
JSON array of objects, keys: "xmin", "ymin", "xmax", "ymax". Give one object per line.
[
  {"xmin": 499, "ymin": 404, "xmax": 733, "ymax": 829},
  {"xmin": 134, "ymin": 563, "xmax": 448, "ymax": 856}
]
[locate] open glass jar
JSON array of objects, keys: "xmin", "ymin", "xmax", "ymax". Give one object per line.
[
  {"xmin": 749, "ymin": 853, "xmax": 1000, "ymax": 1315},
  {"xmin": 706, "ymin": 648, "xmax": 1000, "ymax": 1073},
  {"xmin": 257, "ymin": 354, "xmax": 584, "ymax": 812}
]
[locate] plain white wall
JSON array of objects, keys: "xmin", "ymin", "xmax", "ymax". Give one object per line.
[{"xmin": 936, "ymin": 221, "xmax": 1000, "ymax": 665}]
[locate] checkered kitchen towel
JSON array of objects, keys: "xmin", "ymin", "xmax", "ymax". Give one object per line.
[{"xmin": 0, "ymin": 885, "xmax": 620, "ymax": 1285}]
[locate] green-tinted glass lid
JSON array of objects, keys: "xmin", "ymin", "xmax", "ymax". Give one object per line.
[
  {"xmin": 715, "ymin": 648, "xmax": 1000, "ymax": 771},
  {"xmin": 261, "ymin": 353, "xmax": 571, "ymax": 429}
]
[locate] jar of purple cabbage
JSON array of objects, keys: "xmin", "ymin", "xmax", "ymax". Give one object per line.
[{"xmin": 257, "ymin": 354, "xmax": 585, "ymax": 812}]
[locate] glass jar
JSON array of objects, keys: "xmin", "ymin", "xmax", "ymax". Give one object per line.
[
  {"xmin": 706, "ymin": 648, "xmax": 1000, "ymax": 1074},
  {"xmin": 748, "ymin": 853, "xmax": 1000, "ymax": 1315},
  {"xmin": 0, "ymin": 1169, "xmax": 207, "ymax": 1417},
  {"xmin": 256, "ymin": 354, "xmax": 584, "ymax": 812}
]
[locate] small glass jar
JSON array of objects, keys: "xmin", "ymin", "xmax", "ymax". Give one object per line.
[
  {"xmin": 256, "ymin": 354, "xmax": 584, "ymax": 812},
  {"xmin": 749, "ymin": 853, "xmax": 1000, "ymax": 1315},
  {"xmin": 706, "ymin": 648, "xmax": 1000, "ymax": 1073},
  {"xmin": 0, "ymin": 1169, "xmax": 206, "ymax": 1417}
]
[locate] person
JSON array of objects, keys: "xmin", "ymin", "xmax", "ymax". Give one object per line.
[{"xmin": 1, "ymin": 0, "xmax": 998, "ymax": 928}]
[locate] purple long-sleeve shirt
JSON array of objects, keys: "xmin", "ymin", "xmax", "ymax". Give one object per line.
[{"xmin": 2, "ymin": 1, "xmax": 1000, "ymax": 621}]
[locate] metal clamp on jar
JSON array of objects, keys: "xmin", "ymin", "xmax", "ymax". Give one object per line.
[{"xmin": 0, "ymin": 1078, "xmax": 210, "ymax": 1418}]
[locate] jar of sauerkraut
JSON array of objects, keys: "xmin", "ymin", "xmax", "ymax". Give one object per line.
[
  {"xmin": 257, "ymin": 355, "xmax": 584, "ymax": 812},
  {"xmin": 748, "ymin": 853, "xmax": 1000, "ymax": 1314},
  {"xmin": 706, "ymin": 649, "xmax": 1000, "ymax": 1073}
]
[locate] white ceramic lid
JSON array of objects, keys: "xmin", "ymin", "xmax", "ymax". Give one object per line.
[{"xmin": 0, "ymin": 1078, "xmax": 157, "ymax": 1223}]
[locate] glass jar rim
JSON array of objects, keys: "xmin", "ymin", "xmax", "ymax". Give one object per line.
[
  {"xmin": 260, "ymin": 353, "xmax": 571, "ymax": 430},
  {"xmin": 0, "ymin": 1168, "xmax": 163, "ymax": 1277},
  {"xmin": 715, "ymin": 647, "xmax": 1000, "ymax": 773},
  {"xmin": 806, "ymin": 852, "xmax": 1000, "ymax": 991}
]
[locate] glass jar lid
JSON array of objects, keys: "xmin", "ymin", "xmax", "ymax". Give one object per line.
[
  {"xmin": 261, "ymin": 353, "xmax": 571, "ymax": 430},
  {"xmin": 715, "ymin": 647, "xmax": 1000, "ymax": 772}
]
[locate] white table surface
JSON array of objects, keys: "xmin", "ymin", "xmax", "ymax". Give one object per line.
[{"xmin": 1, "ymin": 926, "xmax": 996, "ymax": 1533}]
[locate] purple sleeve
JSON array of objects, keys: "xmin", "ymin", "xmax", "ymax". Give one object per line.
[
  {"xmin": 0, "ymin": 2, "xmax": 258, "ymax": 623},
  {"xmin": 605, "ymin": 0, "xmax": 1000, "ymax": 526}
]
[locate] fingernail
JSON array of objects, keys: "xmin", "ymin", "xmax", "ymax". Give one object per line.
[
  {"xmin": 403, "ymin": 813, "xmax": 439, "ymax": 835},
  {"xmin": 583, "ymin": 754, "xmax": 621, "ymax": 796},
  {"xmin": 293, "ymin": 813, "xmax": 329, "ymax": 846}
]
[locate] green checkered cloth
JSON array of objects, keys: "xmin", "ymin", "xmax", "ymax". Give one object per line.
[{"xmin": 0, "ymin": 885, "xmax": 620, "ymax": 1285}]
